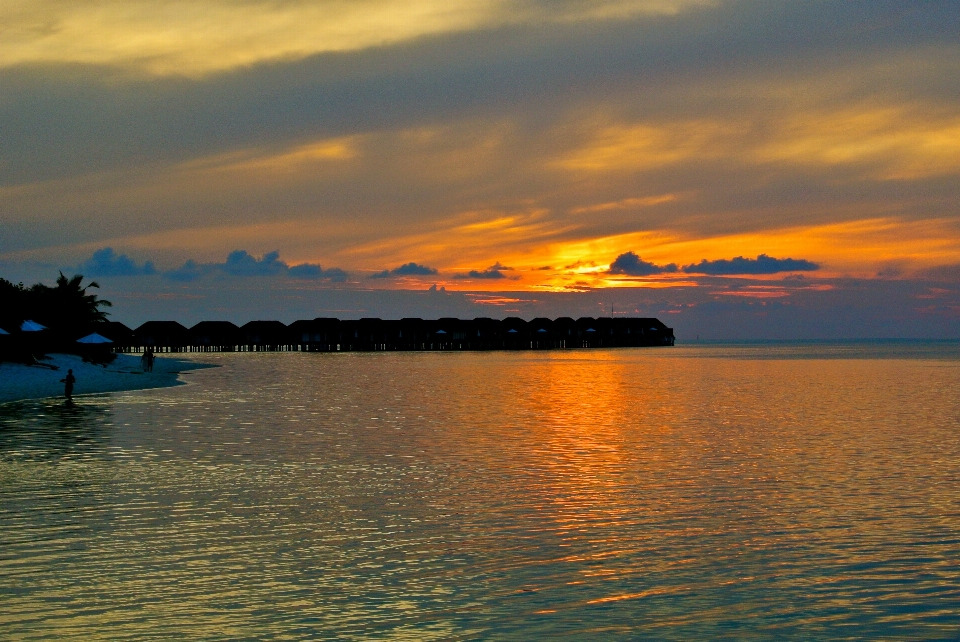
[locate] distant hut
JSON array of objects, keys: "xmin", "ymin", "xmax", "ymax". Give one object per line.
[
  {"xmin": 471, "ymin": 317, "xmax": 500, "ymax": 350},
  {"xmin": 576, "ymin": 317, "xmax": 598, "ymax": 347},
  {"xmin": 96, "ymin": 321, "xmax": 134, "ymax": 350},
  {"xmin": 288, "ymin": 319, "xmax": 321, "ymax": 350},
  {"xmin": 435, "ymin": 318, "xmax": 463, "ymax": 349},
  {"xmin": 399, "ymin": 318, "xmax": 426, "ymax": 350},
  {"xmin": 530, "ymin": 317, "xmax": 554, "ymax": 349},
  {"xmin": 134, "ymin": 321, "xmax": 189, "ymax": 352},
  {"xmin": 553, "ymin": 317, "xmax": 576, "ymax": 348},
  {"xmin": 309, "ymin": 318, "xmax": 343, "ymax": 351},
  {"xmin": 358, "ymin": 318, "xmax": 386, "ymax": 350},
  {"xmin": 190, "ymin": 321, "xmax": 240, "ymax": 351},
  {"xmin": 240, "ymin": 321, "xmax": 288, "ymax": 350},
  {"xmin": 502, "ymin": 317, "xmax": 529, "ymax": 349}
]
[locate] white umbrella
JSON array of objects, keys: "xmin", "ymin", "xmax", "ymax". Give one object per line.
[
  {"xmin": 77, "ymin": 333, "xmax": 113, "ymax": 344},
  {"xmin": 21, "ymin": 320, "xmax": 46, "ymax": 332}
]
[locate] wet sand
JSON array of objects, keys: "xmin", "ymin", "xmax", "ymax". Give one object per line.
[{"xmin": 0, "ymin": 353, "xmax": 212, "ymax": 404}]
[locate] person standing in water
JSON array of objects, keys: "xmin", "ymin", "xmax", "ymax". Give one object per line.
[
  {"xmin": 60, "ymin": 369, "xmax": 76, "ymax": 405},
  {"xmin": 141, "ymin": 348, "xmax": 155, "ymax": 372}
]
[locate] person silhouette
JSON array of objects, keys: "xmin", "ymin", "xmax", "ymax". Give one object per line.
[
  {"xmin": 141, "ymin": 348, "xmax": 155, "ymax": 372},
  {"xmin": 60, "ymin": 369, "xmax": 76, "ymax": 405}
]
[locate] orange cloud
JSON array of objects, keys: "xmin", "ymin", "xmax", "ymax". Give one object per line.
[
  {"xmin": 555, "ymin": 121, "xmax": 744, "ymax": 172},
  {"xmin": 554, "ymin": 104, "xmax": 960, "ymax": 183},
  {"xmin": 755, "ymin": 107, "xmax": 960, "ymax": 180},
  {"xmin": 570, "ymin": 193, "xmax": 680, "ymax": 214},
  {"xmin": 2, "ymin": 0, "xmax": 714, "ymax": 76}
]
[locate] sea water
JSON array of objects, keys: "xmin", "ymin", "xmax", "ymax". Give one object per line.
[{"xmin": 2, "ymin": 343, "xmax": 960, "ymax": 639}]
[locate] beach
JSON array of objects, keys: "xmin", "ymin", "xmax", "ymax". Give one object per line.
[{"xmin": 0, "ymin": 353, "xmax": 212, "ymax": 404}]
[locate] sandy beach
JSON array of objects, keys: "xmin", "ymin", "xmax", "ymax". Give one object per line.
[{"xmin": 0, "ymin": 353, "xmax": 212, "ymax": 404}]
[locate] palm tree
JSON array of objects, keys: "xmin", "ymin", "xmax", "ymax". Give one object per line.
[{"xmin": 29, "ymin": 272, "xmax": 112, "ymax": 330}]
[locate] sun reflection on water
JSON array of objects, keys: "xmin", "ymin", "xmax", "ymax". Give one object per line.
[{"xmin": 2, "ymin": 345, "xmax": 960, "ymax": 638}]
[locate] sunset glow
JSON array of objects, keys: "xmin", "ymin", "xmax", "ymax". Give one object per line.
[{"xmin": 1, "ymin": 1, "xmax": 958, "ymax": 336}]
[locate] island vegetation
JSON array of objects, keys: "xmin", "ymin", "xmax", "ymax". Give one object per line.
[{"xmin": 0, "ymin": 272, "xmax": 113, "ymax": 364}]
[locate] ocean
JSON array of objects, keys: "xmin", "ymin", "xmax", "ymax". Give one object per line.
[{"xmin": 2, "ymin": 342, "xmax": 960, "ymax": 639}]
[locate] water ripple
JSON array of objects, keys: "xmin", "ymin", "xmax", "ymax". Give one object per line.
[{"xmin": 2, "ymin": 347, "xmax": 960, "ymax": 639}]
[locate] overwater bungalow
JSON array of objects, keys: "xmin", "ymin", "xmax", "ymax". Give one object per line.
[
  {"xmin": 190, "ymin": 321, "xmax": 241, "ymax": 351},
  {"xmin": 240, "ymin": 321, "xmax": 288, "ymax": 351},
  {"xmin": 133, "ymin": 321, "xmax": 189, "ymax": 352}
]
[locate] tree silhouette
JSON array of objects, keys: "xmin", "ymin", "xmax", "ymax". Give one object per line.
[
  {"xmin": 0, "ymin": 272, "xmax": 111, "ymax": 333},
  {"xmin": 31, "ymin": 273, "xmax": 112, "ymax": 330},
  {"xmin": 1, "ymin": 273, "xmax": 114, "ymax": 362},
  {"xmin": 0, "ymin": 278, "xmax": 27, "ymax": 332}
]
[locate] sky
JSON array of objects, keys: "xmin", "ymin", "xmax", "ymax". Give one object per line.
[{"xmin": 2, "ymin": 0, "xmax": 959, "ymax": 339}]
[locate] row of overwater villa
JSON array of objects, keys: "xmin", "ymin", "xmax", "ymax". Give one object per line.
[{"xmin": 103, "ymin": 316, "xmax": 677, "ymax": 352}]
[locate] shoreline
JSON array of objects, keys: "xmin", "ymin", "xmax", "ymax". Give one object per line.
[{"xmin": 0, "ymin": 353, "xmax": 214, "ymax": 404}]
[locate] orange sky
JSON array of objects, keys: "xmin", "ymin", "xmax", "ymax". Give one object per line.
[{"xmin": 1, "ymin": 1, "xmax": 959, "ymax": 333}]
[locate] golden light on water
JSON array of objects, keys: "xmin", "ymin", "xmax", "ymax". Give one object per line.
[{"xmin": 3, "ymin": 344, "xmax": 960, "ymax": 636}]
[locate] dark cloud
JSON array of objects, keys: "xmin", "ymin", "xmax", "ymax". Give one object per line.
[
  {"xmin": 608, "ymin": 252, "xmax": 678, "ymax": 276},
  {"xmin": 163, "ymin": 250, "xmax": 347, "ymax": 282},
  {"xmin": 454, "ymin": 262, "xmax": 514, "ymax": 280},
  {"xmin": 607, "ymin": 252, "xmax": 819, "ymax": 276},
  {"xmin": 163, "ymin": 259, "xmax": 208, "ymax": 282},
  {"xmin": 78, "ymin": 247, "xmax": 155, "ymax": 276},
  {"xmin": 288, "ymin": 263, "xmax": 348, "ymax": 281},
  {"xmin": 682, "ymin": 254, "xmax": 819, "ymax": 275},
  {"xmin": 4, "ymin": 1, "xmax": 958, "ymax": 189},
  {"xmin": 1, "ymin": 1, "xmax": 958, "ymax": 259},
  {"xmin": 370, "ymin": 262, "xmax": 439, "ymax": 279},
  {"xmin": 222, "ymin": 250, "xmax": 288, "ymax": 277},
  {"xmin": 917, "ymin": 263, "xmax": 960, "ymax": 282}
]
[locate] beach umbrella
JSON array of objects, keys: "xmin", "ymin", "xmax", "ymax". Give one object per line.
[
  {"xmin": 20, "ymin": 320, "xmax": 46, "ymax": 332},
  {"xmin": 0, "ymin": 327, "xmax": 9, "ymax": 335},
  {"xmin": 77, "ymin": 333, "xmax": 113, "ymax": 344}
]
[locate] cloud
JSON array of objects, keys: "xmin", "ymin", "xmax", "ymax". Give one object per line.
[
  {"xmin": 10, "ymin": 1, "xmax": 959, "ymax": 191},
  {"xmin": 288, "ymin": 263, "xmax": 348, "ymax": 281},
  {"xmin": 682, "ymin": 254, "xmax": 820, "ymax": 275},
  {"xmin": 453, "ymin": 262, "xmax": 514, "ymax": 279},
  {"xmin": 222, "ymin": 250, "xmax": 288, "ymax": 277},
  {"xmin": 78, "ymin": 247, "xmax": 156, "ymax": 277},
  {"xmin": 0, "ymin": 0, "xmax": 718, "ymax": 78},
  {"xmin": 163, "ymin": 259, "xmax": 209, "ymax": 282},
  {"xmin": 163, "ymin": 250, "xmax": 347, "ymax": 282},
  {"xmin": 2, "ymin": 1, "xmax": 959, "ymax": 311},
  {"xmin": 370, "ymin": 262, "xmax": 439, "ymax": 278},
  {"xmin": 608, "ymin": 252, "xmax": 678, "ymax": 276},
  {"xmin": 607, "ymin": 251, "xmax": 819, "ymax": 276}
]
